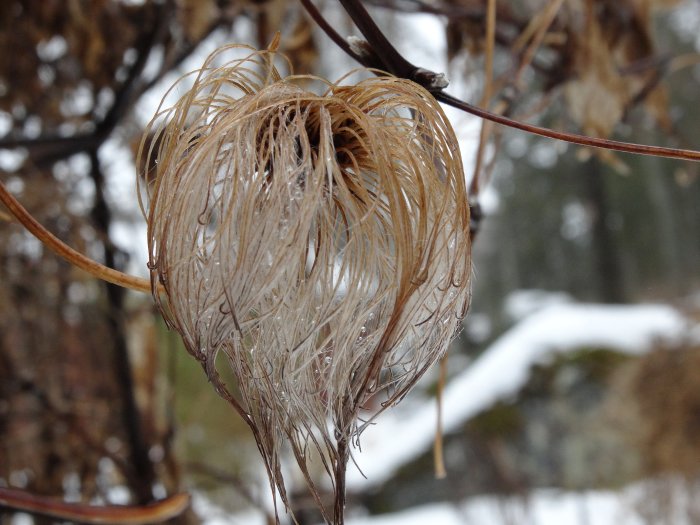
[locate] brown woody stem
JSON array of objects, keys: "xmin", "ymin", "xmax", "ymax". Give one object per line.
[
  {"xmin": 298, "ymin": 0, "xmax": 365, "ymax": 64},
  {"xmin": 0, "ymin": 179, "xmax": 155, "ymax": 294},
  {"xmin": 334, "ymin": 437, "xmax": 349, "ymax": 525},
  {"xmin": 0, "ymin": 487, "xmax": 189, "ymax": 525},
  {"xmin": 434, "ymin": 354, "xmax": 448, "ymax": 479},
  {"xmin": 436, "ymin": 92, "xmax": 700, "ymax": 162},
  {"xmin": 300, "ymin": 0, "xmax": 700, "ymax": 163}
]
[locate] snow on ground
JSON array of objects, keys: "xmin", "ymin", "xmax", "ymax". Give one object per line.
[
  {"xmin": 206, "ymin": 480, "xmax": 696, "ymax": 525},
  {"xmin": 92, "ymin": 12, "xmax": 697, "ymax": 525},
  {"xmin": 188, "ymin": 295, "xmax": 695, "ymax": 525},
  {"xmin": 343, "ymin": 484, "xmax": 680, "ymax": 525},
  {"xmin": 347, "ymin": 300, "xmax": 691, "ymax": 490}
]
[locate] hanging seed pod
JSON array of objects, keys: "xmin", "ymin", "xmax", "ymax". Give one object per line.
[{"xmin": 138, "ymin": 46, "xmax": 471, "ymax": 523}]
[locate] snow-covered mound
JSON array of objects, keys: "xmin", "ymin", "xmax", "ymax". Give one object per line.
[{"xmin": 347, "ymin": 301, "xmax": 690, "ymax": 489}]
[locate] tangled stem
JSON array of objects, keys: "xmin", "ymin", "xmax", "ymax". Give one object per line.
[{"xmin": 0, "ymin": 180, "xmax": 156, "ymax": 293}]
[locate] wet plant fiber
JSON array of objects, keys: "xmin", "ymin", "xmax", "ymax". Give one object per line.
[{"xmin": 139, "ymin": 46, "xmax": 471, "ymax": 523}]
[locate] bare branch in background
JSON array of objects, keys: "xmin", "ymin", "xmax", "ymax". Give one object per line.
[
  {"xmin": 0, "ymin": 487, "xmax": 189, "ymax": 524},
  {"xmin": 299, "ymin": 0, "xmax": 700, "ymax": 163}
]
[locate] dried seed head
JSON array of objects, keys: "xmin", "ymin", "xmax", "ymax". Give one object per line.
[{"xmin": 139, "ymin": 46, "xmax": 471, "ymax": 520}]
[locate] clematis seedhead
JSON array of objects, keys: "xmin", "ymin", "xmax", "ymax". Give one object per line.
[{"xmin": 139, "ymin": 46, "xmax": 471, "ymax": 522}]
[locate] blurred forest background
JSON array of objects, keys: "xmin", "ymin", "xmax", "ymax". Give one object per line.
[{"xmin": 1, "ymin": 0, "xmax": 700, "ymax": 524}]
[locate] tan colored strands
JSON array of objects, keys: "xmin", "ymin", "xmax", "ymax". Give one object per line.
[{"xmin": 138, "ymin": 45, "xmax": 471, "ymax": 523}]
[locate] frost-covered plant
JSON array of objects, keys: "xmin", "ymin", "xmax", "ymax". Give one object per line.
[{"xmin": 139, "ymin": 45, "xmax": 471, "ymax": 523}]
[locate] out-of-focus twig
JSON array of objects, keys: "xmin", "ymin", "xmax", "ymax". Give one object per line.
[
  {"xmin": 434, "ymin": 355, "xmax": 448, "ymax": 479},
  {"xmin": 0, "ymin": 179, "xmax": 155, "ymax": 293},
  {"xmin": 187, "ymin": 461, "xmax": 274, "ymax": 518},
  {"xmin": 0, "ymin": 487, "xmax": 189, "ymax": 525},
  {"xmin": 0, "ymin": 2, "xmax": 172, "ymax": 166},
  {"xmin": 437, "ymin": 91, "xmax": 700, "ymax": 162},
  {"xmin": 299, "ymin": 0, "xmax": 700, "ymax": 163},
  {"xmin": 512, "ymin": 0, "xmax": 564, "ymax": 86},
  {"xmin": 89, "ymin": 149, "xmax": 156, "ymax": 504}
]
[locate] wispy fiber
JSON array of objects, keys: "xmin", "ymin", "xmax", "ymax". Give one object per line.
[{"xmin": 138, "ymin": 45, "xmax": 471, "ymax": 523}]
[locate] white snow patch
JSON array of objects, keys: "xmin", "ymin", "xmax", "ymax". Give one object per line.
[
  {"xmin": 193, "ymin": 476, "xmax": 700, "ymax": 525},
  {"xmin": 344, "ymin": 488, "xmax": 644, "ymax": 525},
  {"xmin": 477, "ymin": 182, "xmax": 500, "ymax": 214},
  {"xmin": 347, "ymin": 502, "xmax": 463, "ymax": 525},
  {"xmin": 344, "ymin": 477, "xmax": 700, "ymax": 525},
  {"xmin": 347, "ymin": 302, "xmax": 690, "ymax": 489},
  {"xmin": 504, "ymin": 289, "xmax": 573, "ymax": 321},
  {"xmin": 9, "ymin": 513, "xmax": 33, "ymax": 525}
]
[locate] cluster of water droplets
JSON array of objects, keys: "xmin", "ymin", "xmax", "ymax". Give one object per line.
[{"xmin": 140, "ymin": 46, "xmax": 472, "ymax": 521}]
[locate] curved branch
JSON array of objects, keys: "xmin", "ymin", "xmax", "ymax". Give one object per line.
[
  {"xmin": 298, "ymin": 0, "xmax": 365, "ymax": 64},
  {"xmin": 436, "ymin": 92, "xmax": 700, "ymax": 162},
  {"xmin": 0, "ymin": 3, "xmax": 172, "ymax": 166},
  {"xmin": 0, "ymin": 179, "xmax": 155, "ymax": 294},
  {"xmin": 300, "ymin": 0, "xmax": 700, "ymax": 163},
  {"xmin": 0, "ymin": 487, "xmax": 189, "ymax": 525},
  {"xmin": 337, "ymin": 0, "xmax": 417, "ymax": 77}
]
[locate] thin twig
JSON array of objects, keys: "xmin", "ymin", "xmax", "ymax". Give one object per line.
[
  {"xmin": 436, "ymin": 92, "xmax": 700, "ymax": 162},
  {"xmin": 479, "ymin": 0, "xmax": 497, "ymax": 109},
  {"xmin": 434, "ymin": 355, "xmax": 448, "ymax": 479},
  {"xmin": 299, "ymin": 0, "xmax": 700, "ymax": 163},
  {"xmin": 337, "ymin": 0, "xmax": 417, "ymax": 78},
  {"xmin": 512, "ymin": 0, "xmax": 564, "ymax": 86},
  {"xmin": 0, "ymin": 179, "xmax": 155, "ymax": 293},
  {"xmin": 89, "ymin": 149, "xmax": 156, "ymax": 504},
  {"xmin": 0, "ymin": 487, "xmax": 189, "ymax": 525},
  {"xmin": 471, "ymin": 0, "xmax": 563, "ymax": 196},
  {"xmin": 298, "ymin": 0, "xmax": 365, "ymax": 63},
  {"xmin": 0, "ymin": 1, "xmax": 237, "ymax": 167},
  {"xmin": 0, "ymin": 5, "xmax": 236, "ymax": 296},
  {"xmin": 187, "ymin": 462, "xmax": 268, "ymax": 511},
  {"xmin": 0, "ymin": 2, "xmax": 172, "ymax": 165}
]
